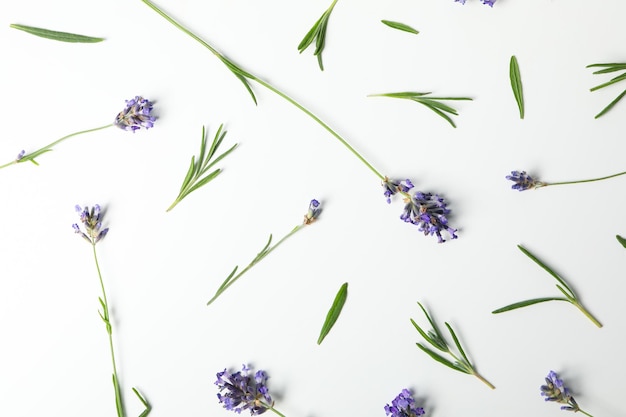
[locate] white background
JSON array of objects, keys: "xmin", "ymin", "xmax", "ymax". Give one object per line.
[{"xmin": 1, "ymin": 1, "xmax": 625, "ymax": 416}]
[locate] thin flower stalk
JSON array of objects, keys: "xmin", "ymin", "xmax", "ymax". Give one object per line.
[
  {"xmin": 492, "ymin": 245, "xmax": 602, "ymax": 328},
  {"xmin": 141, "ymin": 0, "xmax": 384, "ymax": 181},
  {"xmin": 506, "ymin": 169, "xmax": 626, "ymax": 191},
  {"xmin": 207, "ymin": 200, "xmax": 321, "ymax": 306},
  {"xmin": 73, "ymin": 205, "xmax": 151, "ymax": 417},
  {"xmin": 411, "ymin": 302, "xmax": 495, "ymax": 389},
  {"xmin": 0, "ymin": 96, "xmax": 155, "ymax": 170}
]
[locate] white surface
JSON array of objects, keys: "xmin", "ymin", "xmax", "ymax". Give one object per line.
[{"xmin": 1, "ymin": 1, "xmax": 625, "ymax": 416}]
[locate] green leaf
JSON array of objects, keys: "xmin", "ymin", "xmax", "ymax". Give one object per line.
[
  {"xmin": 445, "ymin": 322, "xmax": 471, "ymax": 367},
  {"xmin": 416, "ymin": 343, "xmax": 469, "ymax": 374},
  {"xmin": 10, "ymin": 24, "xmax": 105, "ymax": 43},
  {"xmin": 491, "ymin": 297, "xmax": 568, "ymax": 314},
  {"xmin": 517, "ymin": 245, "xmax": 575, "ymax": 298},
  {"xmin": 590, "ymin": 72, "xmax": 626, "ymax": 92},
  {"xmin": 317, "ymin": 282, "xmax": 348, "ymax": 344},
  {"xmin": 617, "ymin": 234, "xmax": 626, "ymax": 248},
  {"xmin": 381, "ymin": 20, "xmax": 419, "ymax": 35},
  {"xmin": 594, "ymin": 89, "xmax": 626, "ymax": 119},
  {"xmin": 509, "ymin": 55, "xmax": 524, "ymax": 119},
  {"xmin": 132, "ymin": 388, "xmax": 152, "ymax": 417}
]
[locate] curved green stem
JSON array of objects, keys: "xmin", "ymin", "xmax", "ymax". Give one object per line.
[
  {"xmin": 0, "ymin": 124, "xmax": 113, "ymax": 169},
  {"xmin": 92, "ymin": 244, "xmax": 125, "ymax": 417},
  {"xmin": 572, "ymin": 301, "xmax": 603, "ymax": 328},
  {"xmin": 545, "ymin": 170, "xmax": 626, "ymax": 187},
  {"xmin": 141, "ymin": 0, "xmax": 385, "ymax": 181}
]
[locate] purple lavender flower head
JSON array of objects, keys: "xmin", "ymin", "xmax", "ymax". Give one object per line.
[
  {"xmin": 382, "ymin": 177, "xmax": 414, "ymax": 204},
  {"xmin": 114, "ymin": 96, "xmax": 156, "ymax": 132},
  {"xmin": 506, "ymin": 170, "xmax": 544, "ymax": 191},
  {"xmin": 540, "ymin": 371, "xmax": 580, "ymax": 412},
  {"xmin": 401, "ymin": 191, "xmax": 458, "ymax": 243},
  {"xmin": 72, "ymin": 204, "xmax": 109, "ymax": 244},
  {"xmin": 385, "ymin": 389, "xmax": 425, "ymax": 417},
  {"xmin": 15, "ymin": 150, "xmax": 25, "ymax": 161},
  {"xmin": 304, "ymin": 199, "xmax": 321, "ymax": 225},
  {"xmin": 482, "ymin": 0, "xmax": 496, "ymax": 5},
  {"xmin": 215, "ymin": 365, "xmax": 273, "ymax": 415}
]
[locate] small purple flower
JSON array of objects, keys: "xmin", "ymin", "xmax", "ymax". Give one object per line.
[
  {"xmin": 402, "ymin": 191, "xmax": 457, "ymax": 243},
  {"xmin": 114, "ymin": 96, "xmax": 156, "ymax": 132},
  {"xmin": 506, "ymin": 170, "xmax": 544, "ymax": 191},
  {"xmin": 540, "ymin": 371, "xmax": 580, "ymax": 412},
  {"xmin": 15, "ymin": 150, "xmax": 25, "ymax": 161},
  {"xmin": 215, "ymin": 365, "xmax": 273, "ymax": 415},
  {"xmin": 304, "ymin": 199, "xmax": 321, "ymax": 224},
  {"xmin": 385, "ymin": 389, "xmax": 425, "ymax": 417},
  {"xmin": 73, "ymin": 204, "xmax": 109, "ymax": 244},
  {"xmin": 482, "ymin": 0, "xmax": 495, "ymax": 5}
]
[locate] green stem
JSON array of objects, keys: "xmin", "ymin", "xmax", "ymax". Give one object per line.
[
  {"xmin": 207, "ymin": 224, "xmax": 305, "ymax": 305},
  {"xmin": 92, "ymin": 244, "xmax": 125, "ymax": 417},
  {"xmin": 545, "ymin": 170, "xmax": 626, "ymax": 187},
  {"xmin": 572, "ymin": 300, "xmax": 603, "ymax": 328},
  {"xmin": 141, "ymin": 0, "xmax": 385, "ymax": 181},
  {"xmin": 447, "ymin": 350, "xmax": 495, "ymax": 389},
  {"xmin": 0, "ymin": 124, "xmax": 113, "ymax": 169},
  {"xmin": 577, "ymin": 408, "xmax": 594, "ymax": 417},
  {"xmin": 471, "ymin": 370, "xmax": 496, "ymax": 390},
  {"xmin": 268, "ymin": 407, "xmax": 288, "ymax": 417}
]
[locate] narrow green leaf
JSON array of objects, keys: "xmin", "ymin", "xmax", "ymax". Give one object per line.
[
  {"xmin": 590, "ymin": 72, "xmax": 626, "ymax": 92},
  {"xmin": 132, "ymin": 387, "xmax": 152, "ymax": 417},
  {"xmin": 414, "ymin": 98, "xmax": 459, "ymax": 115},
  {"xmin": 617, "ymin": 234, "xmax": 626, "ymax": 248},
  {"xmin": 509, "ymin": 55, "xmax": 524, "ymax": 119},
  {"xmin": 491, "ymin": 297, "xmax": 568, "ymax": 314},
  {"xmin": 517, "ymin": 245, "xmax": 575, "ymax": 297},
  {"xmin": 445, "ymin": 322, "xmax": 471, "ymax": 367},
  {"xmin": 10, "ymin": 24, "xmax": 105, "ymax": 43},
  {"xmin": 179, "ymin": 156, "xmax": 196, "ymax": 193},
  {"xmin": 416, "ymin": 343, "xmax": 469, "ymax": 374},
  {"xmin": 298, "ymin": 15, "xmax": 324, "ymax": 52},
  {"xmin": 410, "ymin": 318, "xmax": 440, "ymax": 350},
  {"xmin": 381, "ymin": 20, "xmax": 419, "ymax": 35},
  {"xmin": 594, "ymin": 89, "xmax": 626, "ymax": 119},
  {"xmin": 317, "ymin": 282, "xmax": 348, "ymax": 344}
]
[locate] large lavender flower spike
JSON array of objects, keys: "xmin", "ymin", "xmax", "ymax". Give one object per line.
[{"xmin": 216, "ymin": 365, "xmax": 286, "ymax": 416}]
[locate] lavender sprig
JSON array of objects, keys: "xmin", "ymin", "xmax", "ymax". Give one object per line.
[
  {"xmin": 492, "ymin": 245, "xmax": 602, "ymax": 328},
  {"xmin": 207, "ymin": 199, "xmax": 321, "ymax": 306},
  {"xmin": 587, "ymin": 62, "xmax": 626, "ymax": 118},
  {"xmin": 385, "ymin": 389, "xmax": 425, "ymax": 417},
  {"xmin": 297, "ymin": 0, "xmax": 338, "ymax": 71},
  {"xmin": 0, "ymin": 96, "xmax": 155, "ymax": 170},
  {"xmin": 411, "ymin": 302, "xmax": 495, "ymax": 389},
  {"xmin": 73, "ymin": 205, "xmax": 151, "ymax": 417},
  {"xmin": 541, "ymin": 371, "xmax": 594, "ymax": 417},
  {"xmin": 506, "ymin": 169, "xmax": 626, "ymax": 190},
  {"xmin": 368, "ymin": 92, "xmax": 472, "ymax": 128},
  {"xmin": 166, "ymin": 124, "xmax": 237, "ymax": 212},
  {"xmin": 215, "ymin": 365, "xmax": 287, "ymax": 417}
]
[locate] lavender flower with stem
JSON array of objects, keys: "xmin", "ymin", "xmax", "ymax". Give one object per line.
[
  {"xmin": 492, "ymin": 245, "xmax": 602, "ymax": 328},
  {"xmin": 383, "ymin": 177, "xmax": 457, "ymax": 243},
  {"xmin": 141, "ymin": 0, "xmax": 458, "ymax": 243},
  {"xmin": 207, "ymin": 199, "xmax": 321, "ymax": 306},
  {"xmin": 506, "ymin": 169, "xmax": 626, "ymax": 191},
  {"xmin": 0, "ymin": 96, "xmax": 155, "ymax": 170},
  {"xmin": 73, "ymin": 205, "xmax": 151, "ymax": 417},
  {"xmin": 411, "ymin": 302, "xmax": 495, "ymax": 389},
  {"xmin": 455, "ymin": 0, "xmax": 496, "ymax": 6},
  {"xmin": 541, "ymin": 371, "xmax": 594, "ymax": 416},
  {"xmin": 384, "ymin": 389, "xmax": 425, "ymax": 417},
  {"xmin": 215, "ymin": 365, "xmax": 287, "ymax": 417}
]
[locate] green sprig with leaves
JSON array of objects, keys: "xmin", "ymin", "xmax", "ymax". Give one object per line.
[
  {"xmin": 381, "ymin": 20, "xmax": 419, "ymax": 35},
  {"xmin": 411, "ymin": 302, "xmax": 495, "ymax": 389},
  {"xmin": 368, "ymin": 91, "xmax": 472, "ymax": 128},
  {"xmin": 297, "ymin": 0, "xmax": 338, "ymax": 70},
  {"xmin": 207, "ymin": 199, "xmax": 322, "ymax": 306},
  {"xmin": 509, "ymin": 55, "xmax": 524, "ymax": 119},
  {"xmin": 587, "ymin": 62, "xmax": 626, "ymax": 118},
  {"xmin": 492, "ymin": 245, "xmax": 602, "ymax": 328},
  {"xmin": 167, "ymin": 124, "xmax": 237, "ymax": 212}
]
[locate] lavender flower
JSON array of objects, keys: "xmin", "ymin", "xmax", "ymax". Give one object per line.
[
  {"xmin": 304, "ymin": 198, "xmax": 321, "ymax": 224},
  {"xmin": 383, "ymin": 178, "xmax": 457, "ymax": 243},
  {"xmin": 541, "ymin": 371, "xmax": 593, "ymax": 416},
  {"xmin": 15, "ymin": 150, "xmax": 25, "ymax": 161},
  {"xmin": 72, "ymin": 204, "xmax": 109, "ymax": 244},
  {"xmin": 455, "ymin": 0, "xmax": 495, "ymax": 5},
  {"xmin": 385, "ymin": 389, "xmax": 425, "ymax": 417},
  {"xmin": 506, "ymin": 170, "xmax": 544, "ymax": 191},
  {"xmin": 114, "ymin": 96, "xmax": 156, "ymax": 131},
  {"xmin": 215, "ymin": 365, "xmax": 274, "ymax": 415}
]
